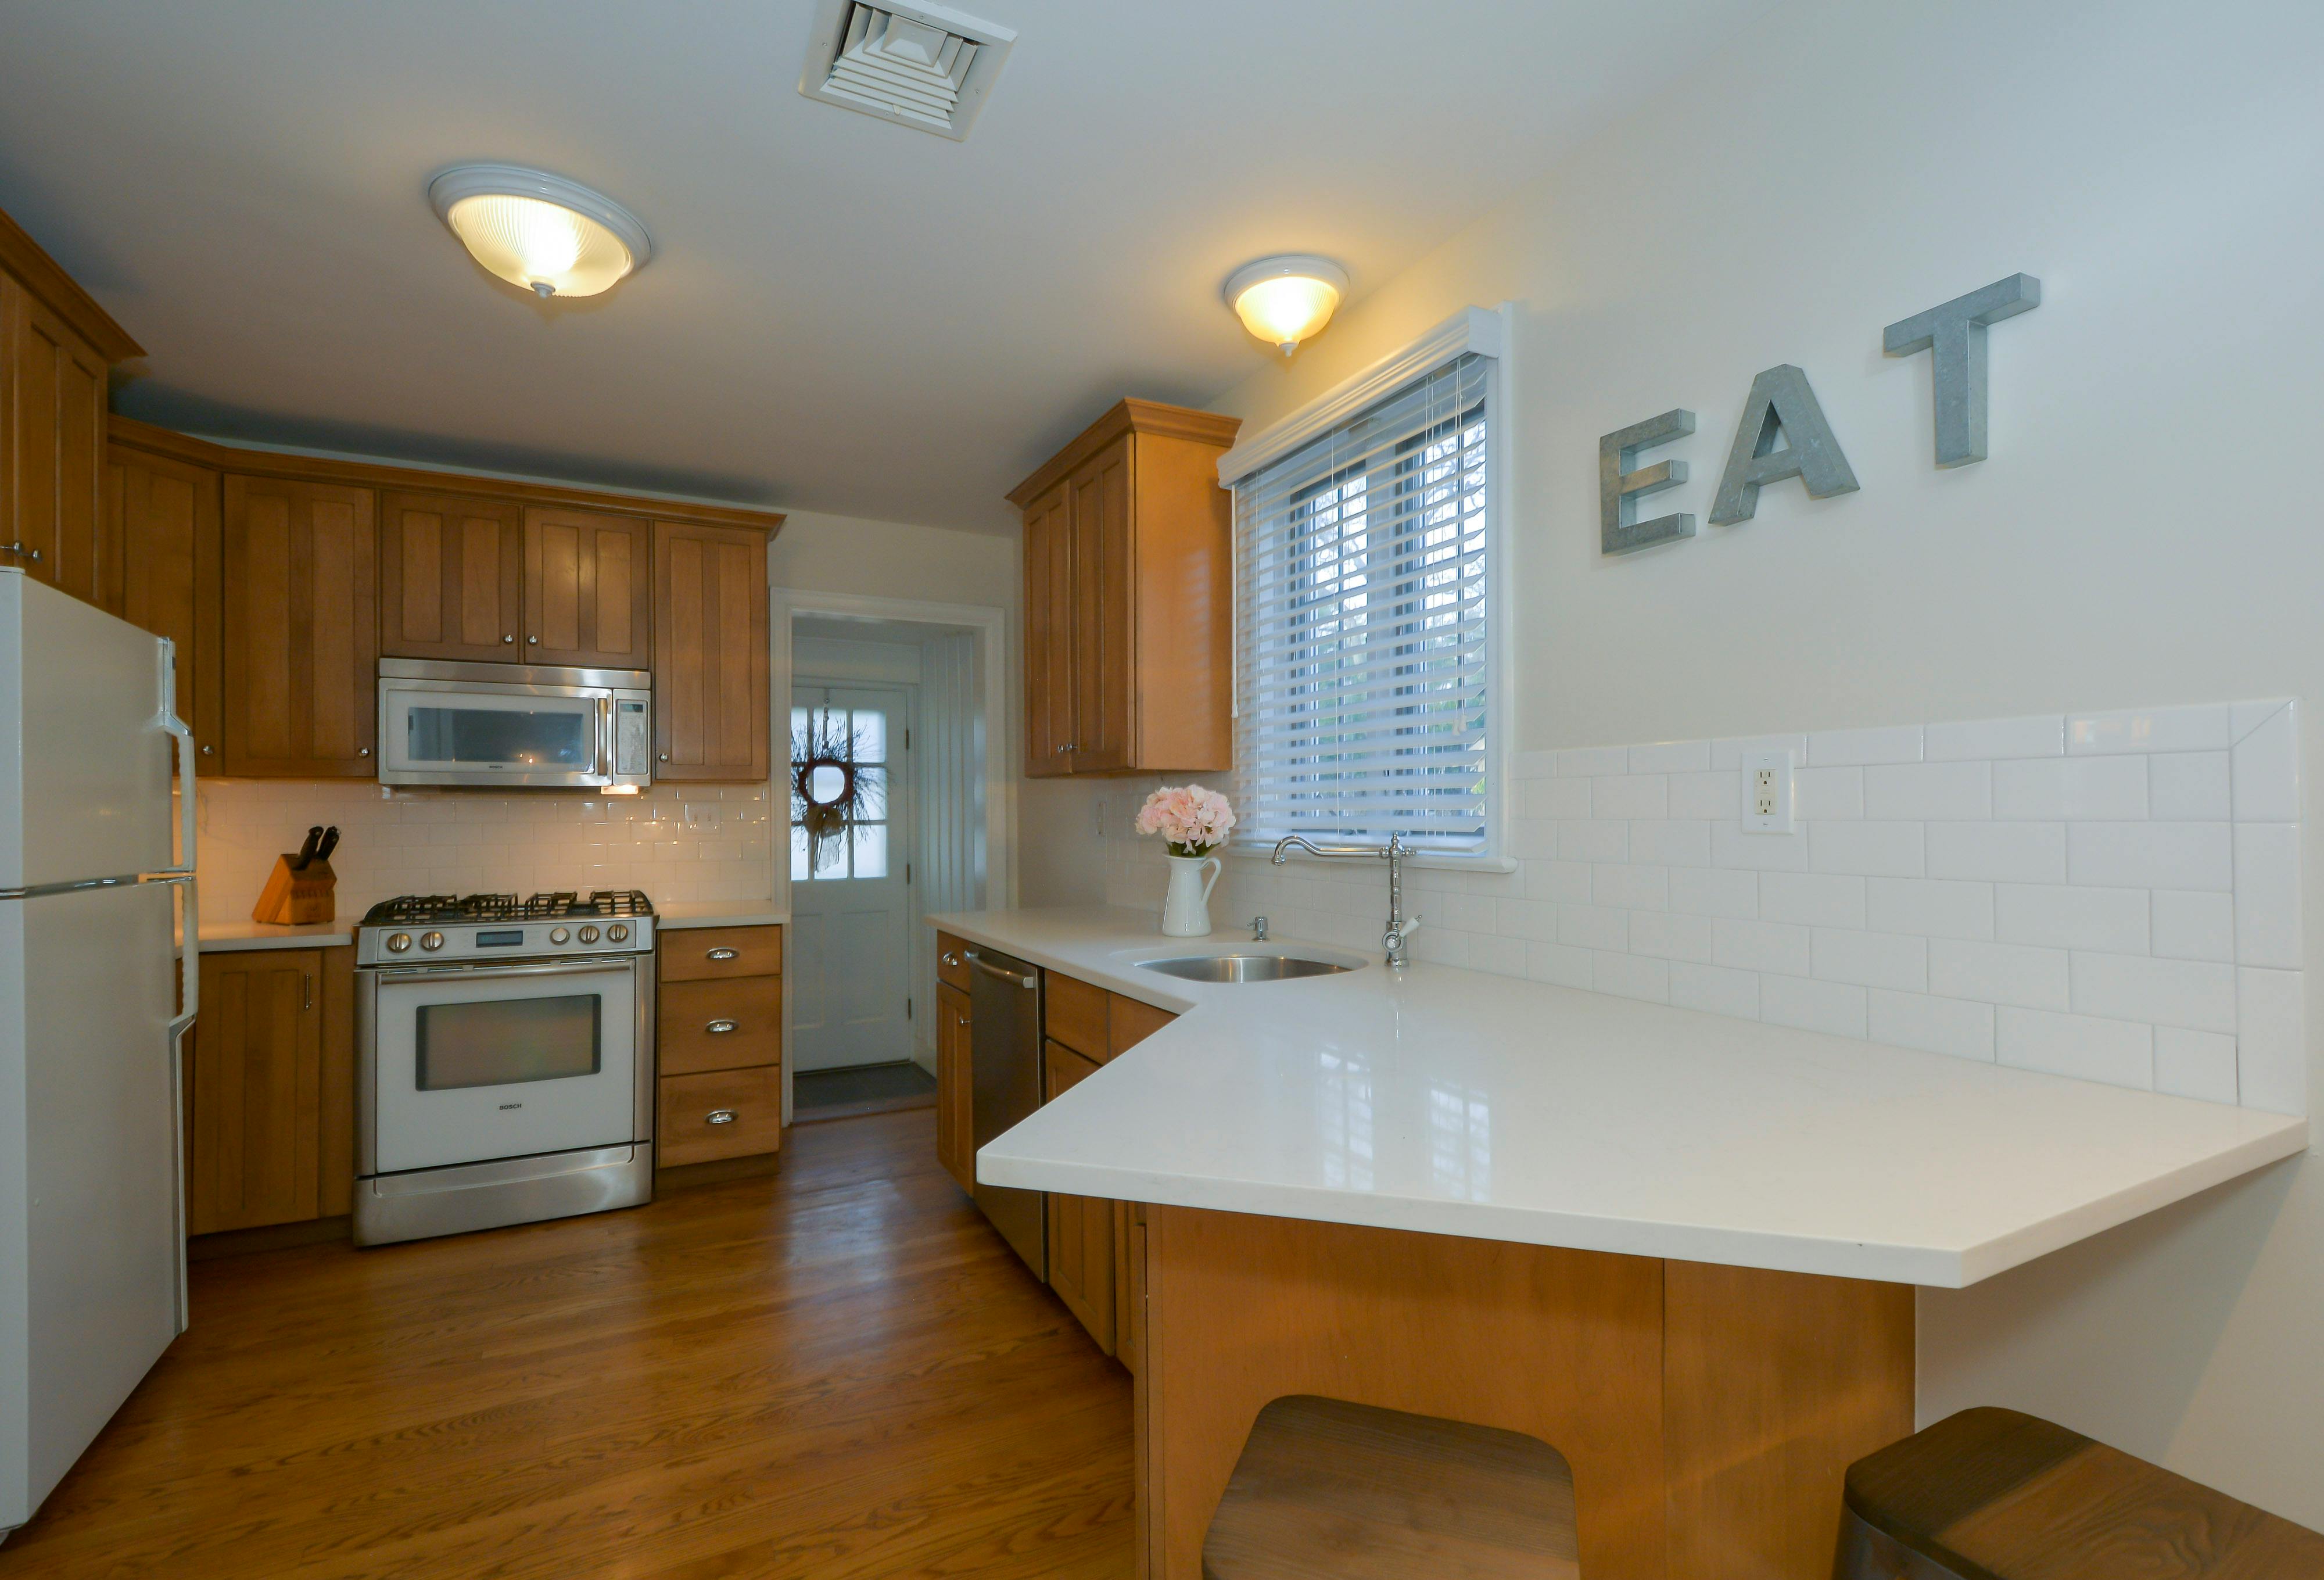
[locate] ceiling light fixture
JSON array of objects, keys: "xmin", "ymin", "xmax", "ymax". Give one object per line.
[
  {"xmin": 1223, "ymin": 255, "xmax": 1349, "ymax": 356},
  {"xmin": 428, "ymin": 164, "xmax": 652, "ymax": 300}
]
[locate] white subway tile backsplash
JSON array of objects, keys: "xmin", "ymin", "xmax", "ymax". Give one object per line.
[
  {"xmin": 1867, "ymin": 878, "xmax": 1995, "ymax": 941},
  {"xmin": 1668, "ymin": 770, "xmax": 1741, "ymax": 821},
  {"xmin": 1523, "ymin": 862, "xmax": 1594, "ymax": 905},
  {"xmin": 1629, "ymin": 820, "xmax": 1712, "ymax": 868},
  {"xmin": 1997, "ymin": 1008, "xmax": 2154, "ymax": 1090},
  {"xmin": 1792, "ymin": 766, "xmax": 1865, "ymax": 821},
  {"xmin": 1807, "ymin": 724, "xmax": 1924, "ymax": 767},
  {"xmin": 1813, "ymin": 928, "xmax": 1927, "ymax": 991},
  {"xmin": 1558, "ymin": 819, "xmax": 1630, "ymax": 864},
  {"xmin": 1558, "ymin": 745, "xmax": 1630, "ymax": 777},
  {"xmin": 1629, "ymin": 739, "xmax": 1710, "ymax": 774},
  {"xmin": 1994, "ymin": 884, "xmax": 2149, "ymax": 954},
  {"xmin": 1927, "ymin": 822, "xmax": 2067, "ymax": 883},
  {"xmin": 2232, "ymin": 703, "xmax": 2300, "ymax": 822},
  {"xmin": 1992, "ymin": 757, "xmax": 2147, "ymax": 821},
  {"xmin": 1929, "ymin": 939, "xmax": 2070, "ymax": 1011},
  {"xmin": 1669, "ymin": 866, "xmax": 1759, "ymax": 919},
  {"xmin": 1593, "ymin": 864, "xmax": 1667, "ymax": 911},
  {"xmin": 1671, "ymin": 961, "xmax": 1761, "ymax": 1019},
  {"xmin": 2236, "ymin": 968, "xmax": 2306, "ymax": 1115},
  {"xmin": 2147, "ymin": 753, "xmax": 2230, "ymax": 821},
  {"xmin": 1629, "ymin": 909, "xmax": 1714, "ymax": 962},
  {"xmin": 1523, "ymin": 776, "xmax": 1593, "ymax": 819},
  {"xmin": 2153, "ymin": 1028, "xmax": 2240, "ymax": 1105},
  {"xmin": 1529, "ymin": 941, "xmax": 1594, "ymax": 990},
  {"xmin": 2152, "ymin": 890, "xmax": 2236, "ymax": 963},
  {"xmin": 1809, "ymin": 821, "xmax": 1925, "ymax": 877},
  {"xmin": 1869, "ymin": 990, "xmax": 1995, "ymax": 1062},
  {"xmin": 1593, "ymin": 774, "xmax": 1669, "ymax": 819},
  {"xmin": 1762, "ymin": 974, "xmax": 1868, "ymax": 1037},
  {"xmin": 2068, "ymin": 704, "xmax": 2232, "ymax": 756},
  {"xmin": 1593, "ymin": 951, "xmax": 1669, "ymax": 1002},
  {"xmin": 2070, "ymin": 951, "xmax": 2236, "ymax": 1034},
  {"xmin": 1494, "ymin": 897, "xmax": 1562, "ymax": 942},
  {"xmin": 1712, "ymin": 733, "xmax": 1807, "ymax": 769},
  {"xmin": 1925, "ymin": 714, "xmax": 2064, "ymax": 762},
  {"xmin": 2233, "ymin": 823, "xmax": 2302, "ymax": 969},
  {"xmin": 2067, "ymin": 822, "xmax": 2233, "ymax": 892},
  {"xmin": 1509, "ymin": 749, "xmax": 1561, "ymax": 781},
  {"xmin": 1759, "ymin": 872, "xmax": 1867, "ymax": 929},
  {"xmin": 1864, "ymin": 761, "xmax": 1992, "ymax": 821},
  {"xmin": 1559, "ymin": 904, "xmax": 1629, "ymax": 952},
  {"xmin": 1710, "ymin": 821, "xmax": 1811, "ymax": 872},
  {"xmin": 1712, "ymin": 917, "xmax": 1812, "ymax": 977}
]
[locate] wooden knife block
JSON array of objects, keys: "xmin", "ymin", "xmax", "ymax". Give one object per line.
[{"xmin": 252, "ymin": 855, "xmax": 336, "ymax": 925}]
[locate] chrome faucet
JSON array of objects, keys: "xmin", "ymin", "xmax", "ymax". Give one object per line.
[
  {"xmin": 1270, "ymin": 833, "xmax": 1423, "ymax": 967},
  {"xmin": 1250, "ymin": 915, "xmax": 1270, "ymax": 942}
]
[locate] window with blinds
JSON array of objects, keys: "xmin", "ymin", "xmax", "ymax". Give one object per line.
[{"xmin": 1232, "ymin": 352, "xmax": 1492, "ymax": 854}]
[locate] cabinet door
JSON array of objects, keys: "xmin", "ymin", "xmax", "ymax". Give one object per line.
[
  {"xmin": 1021, "ymin": 482, "xmax": 1075, "ymax": 777},
  {"xmin": 526, "ymin": 507, "xmax": 651, "ymax": 668},
  {"xmin": 1067, "ymin": 435, "xmax": 1134, "ymax": 773},
  {"xmin": 223, "ymin": 475, "xmax": 379, "ymax": 776},
  {"xmin": 188, "ymin": 950, "xmax": 322, "ymax": 1234},
  {"xmin": 1042, "ymin": 1037, "xmax": 1115, "ymax": 1353},
  {"xmin": 654, "ymin": 520, "xmax": 769, "ymax": 782},
  {"xmin": 3, "ymin": 286, "xmax": 107, "ymax": 596},
  {"xmin": 936, "ymin": 983, "xmax": 974, "ymax": 1193},
  {"xmin": 379, "ymin": 490, "xmax": 525, "ymax": 661},
  {"xmin": 102, "ymin": 444, "xmax": 218, "ymax": 753}
]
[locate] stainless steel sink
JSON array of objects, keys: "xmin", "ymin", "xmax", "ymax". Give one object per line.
[{"xmin": 1136, "ymin": 953, "xmax": 1360, "ymax": 983}]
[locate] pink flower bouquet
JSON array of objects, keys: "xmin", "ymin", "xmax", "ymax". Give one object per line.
[{"xmin": 1134, "ymin": 784, "xmax": 1236, "ymax": 858}]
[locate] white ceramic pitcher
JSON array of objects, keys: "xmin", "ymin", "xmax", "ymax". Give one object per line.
[{"xmin": 1161, "ymin": 852, "xmax": 1223, "ymax": 937}]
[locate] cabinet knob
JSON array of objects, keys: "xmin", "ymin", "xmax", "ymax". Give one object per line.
[
  {"xmin": 528, "ymin": 635, "xmax": 539, "ymax": 644},
  {"xmin": 659, "ymin": 753, "xmax": 669, "ymax": 762},
  {"xmin": 941, "ymin": 951, "xmax": 960, "ymax": 968},
  {"xmin": 358, "ymin": 747, "xmax": 371, "ymax": 757},
  {"xmin": 705, "ymin": 1019, "xmax": 738, "ymax": 1034},
  {"xmin": 503, "ymin": 634, "xmax": 514, "ymax": 643},
  {"xmin": 705, "ymin": 1109, "xmax": 738, "ymax": 1126},
  {"xmin": 200, "ymin": 745, "xmax": 213, "ymax": 755}
]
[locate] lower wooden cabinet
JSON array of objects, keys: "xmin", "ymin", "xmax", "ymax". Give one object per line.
[
  {"xmin": 1043, "ymin": 1036, "xmax": 1115, "ymax": 1354},
  {"xmin": 935, "ymin": 980, "xmax": 974, "ymax": 1194},
  {"xmin": 655, "ymin": 923, "xmax": 783, "ymax": 1171},
  {"xmin": 184, "ymin": 945, "xmax": 355, "ymax": 1235}
]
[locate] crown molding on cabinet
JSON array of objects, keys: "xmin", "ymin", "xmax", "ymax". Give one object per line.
[
  {"xmin": 1006, "ymin": 397, "xmax": 1242, "ymax": 508},
  {"xmin": 0, "ymin": 208, "xmax": 144, "ymax": 364}
]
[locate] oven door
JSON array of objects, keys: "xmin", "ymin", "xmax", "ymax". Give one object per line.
[
  {"xmin": 378, "ymin": 679, "xmax": 611, "ymax": 787},
  {"xmin": 363, "ymin": 958, "xmax": 645, "ymax": 1175}
]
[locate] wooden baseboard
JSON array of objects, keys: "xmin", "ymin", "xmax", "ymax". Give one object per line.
[
  {"xmin": 655, "ymin": 1152, "xmax": 784, "ymax": 1192},
  {"xmin": 188, "ymin": 1215, "xmax": 352, "ymax": 1262}
]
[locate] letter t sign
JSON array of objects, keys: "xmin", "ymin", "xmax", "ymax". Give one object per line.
[{"xmin": 1884, "ymin": 273, "xmax": 2041, "ymax": 467}]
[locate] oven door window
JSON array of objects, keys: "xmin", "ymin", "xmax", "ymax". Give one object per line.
[{"xmin": 417, "ymin": 995, "xmax": 601, "ymax": 1091}]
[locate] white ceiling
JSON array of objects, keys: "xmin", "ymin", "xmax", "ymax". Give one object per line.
[{"xmin": 0, "ymin": 1, "xmax": 1770, "ymax": 533}]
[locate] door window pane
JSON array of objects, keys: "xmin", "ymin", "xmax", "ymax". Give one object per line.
[
  {"xmin": 850, "ymin": 822, "xmax": 888, "ymax": 879},
  {"xmin": 417, "ymin": 995, "xmax": 601, "ymax": 1090},
  {"xmin": 791, "ymin": 699, "xmax": 896, "ymax": 881}
]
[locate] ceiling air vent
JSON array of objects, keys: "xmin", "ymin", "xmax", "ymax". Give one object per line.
[{"xmin": 798, "ymin": 0, "xmax": 1017, "ymax": 142}]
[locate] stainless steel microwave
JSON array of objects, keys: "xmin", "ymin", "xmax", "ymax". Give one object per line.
[{"xmin": 376, "ymin": 658, "xmax": 651, "ymax": 790}]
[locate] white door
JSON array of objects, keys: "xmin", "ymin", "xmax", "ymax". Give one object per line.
[{"xmin": 789, "ymin": 685, "xmax": 914, "ymax": 1071}]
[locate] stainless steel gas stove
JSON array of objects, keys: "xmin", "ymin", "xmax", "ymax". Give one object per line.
[{"xmin": 354, "ymin": 890, "xmax": 658, "ymax": 1246}]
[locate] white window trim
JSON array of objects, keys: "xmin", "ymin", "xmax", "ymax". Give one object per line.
[{"xmin": 1220, "ymin": 303, "xmax": 1518, "ymax": 873}]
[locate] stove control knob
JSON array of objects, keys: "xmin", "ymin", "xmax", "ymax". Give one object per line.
[
  {"xmin": 549, "ymin": 927, "xmax": 569, "ymax": 945},
  {"xmin": 607, "ymin": 923, "xmax": 629, "ymax": 943},
  {"xmin": 578, "ymin": 925, "xmax": 601, "ymax": 944},
  {"xmin": 386, "ymin": 933, "xmax": 412, "ymax": 954},
  {"xmin": 419, "ymin": 931, "xmax": 445, "ymax": 952}
]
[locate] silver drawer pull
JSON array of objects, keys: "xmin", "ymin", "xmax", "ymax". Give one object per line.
[
  {"xmin": 705, "ymin": 1019, "xmax": 738, "ymax": 1034},
  {"xmin": 705, "ymin": 1109, "xmax": 737, "ymax": 1126},
  {"xmin": 706, "ymin": 947, "xmax": 738, "ymax": 961}
]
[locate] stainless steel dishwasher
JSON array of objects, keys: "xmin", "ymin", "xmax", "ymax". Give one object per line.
[{"xmin": 964, "ymin": 944, "xmax": 1046, "ymax": 1278}]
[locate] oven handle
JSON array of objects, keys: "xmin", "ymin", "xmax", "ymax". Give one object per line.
[{"xmin": 366, "ymin": 957, "xmax": 639, "ymax": 985}]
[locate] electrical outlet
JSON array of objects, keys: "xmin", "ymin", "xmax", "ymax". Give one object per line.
[{"xmin": 1741, "ymin": 748, "xmax": 1794, "ymax": 834}]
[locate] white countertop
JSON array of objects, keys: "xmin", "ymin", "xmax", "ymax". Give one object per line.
[
  {"xmin": 651, "ymin": 901, "xmax": 788, "ymax": 930},
  {"xmin": 939, "ymin": 907, "xmax": 2308, "ymax": 1289}
]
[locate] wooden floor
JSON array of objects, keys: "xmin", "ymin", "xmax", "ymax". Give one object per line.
[{"xmin": 0, "ymin": 1109, "xmax": 1134, "ymax": 1578}]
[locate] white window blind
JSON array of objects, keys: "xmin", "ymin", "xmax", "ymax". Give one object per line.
[{"xmin": 1232, "ymin": 352, "xmax": 1491, "ymax": 854}]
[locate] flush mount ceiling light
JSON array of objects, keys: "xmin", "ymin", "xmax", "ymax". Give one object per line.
[
  {"xmin": 1224, "ymin": 255, "xmax": 1350, "ymax": 356},
  {"xmin": 428, "ymin": 164, "xmax": 652, "ymax": 299}
]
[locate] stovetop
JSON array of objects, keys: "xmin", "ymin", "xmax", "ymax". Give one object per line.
[{"xmin": 360, "ymin": 890, "xmax": 656, "ymax": 926}]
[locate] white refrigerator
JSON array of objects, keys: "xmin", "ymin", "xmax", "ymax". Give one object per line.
[{"xmin": 0, "ymin": 568, "xmax": 198, "ymax": 1538}]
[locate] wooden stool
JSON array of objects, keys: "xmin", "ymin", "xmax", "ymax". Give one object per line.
[
  {"xmin": 1840, "ymin": 1406, "xmax": 2324, "ymax": 1579},
  {"xmin": 1200, "ymin": 1395, "xmax": 1577, "ymax": 1580}
]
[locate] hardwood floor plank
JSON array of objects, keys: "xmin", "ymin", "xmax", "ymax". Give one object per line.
[{"xmin": 0, "ymin": 1109, "xmax": 1133, "ymax": 1579}]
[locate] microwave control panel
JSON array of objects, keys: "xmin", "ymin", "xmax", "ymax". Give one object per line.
[{"xmin": 615, "ymin": 698, "xmax": 649, "ymax": 776}]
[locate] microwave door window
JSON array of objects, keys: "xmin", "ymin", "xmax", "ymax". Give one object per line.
[
  {"xmin": 407, "ymin": 704, "xmax": 591, "ymax": 769},
  {"xmin": 417, "ymin": 995, "xmax": 602, "ymax": 1090}
]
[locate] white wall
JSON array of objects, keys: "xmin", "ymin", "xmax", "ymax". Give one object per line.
[
  {"xmin": 769, "ymin": 508, "xmax": 1017, "ymax": 609},
  {"xmin": 1031, "ymin": 0, "xmax": 2324, "ymax": 1525}
]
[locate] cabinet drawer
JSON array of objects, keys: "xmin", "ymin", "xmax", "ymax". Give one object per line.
[
  {"xmin": 658, "ymin": 1066, "xmax": 782, "ymax": 1166},
  {"xmin": 937, "ymin": 930, "xmax": 971, "ymax": 994},
  {"xmin": 658, "ymin": 975, "xmax": 782, "ymax": 1076},
  {"xmin": 661, "ymin": 925, "xmax": 782, "ymax": 981},
  {"xmin": 1045, "ymin": 970, "xmax": 1108, "ymax": 1059}
]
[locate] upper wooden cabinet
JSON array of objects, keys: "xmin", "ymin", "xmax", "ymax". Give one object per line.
[
  {"xmin": 221, "ymin": 475, "xmax": 379, "ymax": 777},
  {"xmin": 654, "ymin": 519, "xmax": 770, "ymax": 782},
  {"xmin": 1007, "ymin": 399, "xmax": 1239, "ymax": 778},
  {"xmin": 379, "ymin": 490, "xmax": 525, "ymax": 661},
  {"xmin": 0, "ymin": 207, "xmax": 140, "ymax": 596},
  {"xmin": 526, "ymin": 507, "xmax": 652, "ymax": 669},
  {"xmin": 103, "ymin": 434, "xmax": 222, "ymax": 758}
]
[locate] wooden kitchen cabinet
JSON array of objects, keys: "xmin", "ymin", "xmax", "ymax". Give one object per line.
[
  {"xmin": 526, "ymin": 507, "xmax": 652, "ymax": 669},
  {"xmin": 657, "ymin": 924, "xmax": 783, "ymax": 1174},
  {"xmin": 102, "ymin": 434, "xmax": 221, "ymax": 756},
  {"xmin": 187, "ymin": 950, "xmax": 324, "ymax": 1234},
  {"xmin": 1006, "ymin": 399, "xmax": 1240, "ymax": 778},
  {"xmin": 654, "ymin": 519, "xmax": 770, "ymax": 782},
  {"xmin": 221, "ymin": 475, "xmax": 379, "ymax": 777},
  {"xmin": 378, "ymin": 489, "xmax": 525, "ymax": 661},
  {"xmin": 1043, "ymin": 1036, "xmax": 1114, "ymax": 1354},
  {"xmin": 935, "ymin": 980, "xmax": 974, "ymax": 1194}
]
